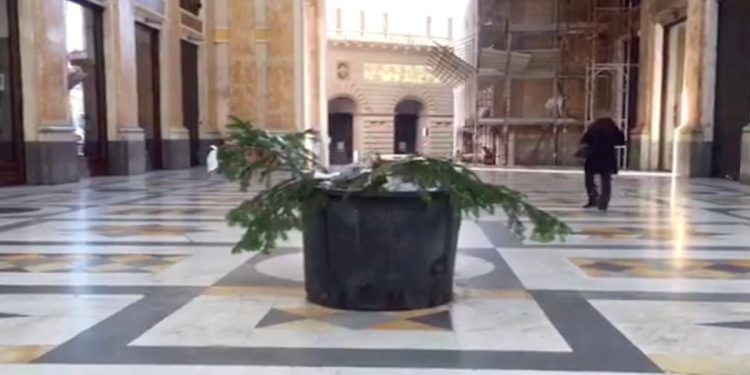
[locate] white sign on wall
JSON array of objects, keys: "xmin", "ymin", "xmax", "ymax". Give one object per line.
[{"xmin": 363, "ymin": 63, "xmax": 440, "ymax": 85}]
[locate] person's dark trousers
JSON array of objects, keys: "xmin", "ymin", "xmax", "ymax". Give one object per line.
[
  {"xmin": 585, "ymin": 170, "xmax": 612, "ymax": 210},
  {"xmin": 585, "ymin": 169, "xmax": 598, "ymax": 206}
]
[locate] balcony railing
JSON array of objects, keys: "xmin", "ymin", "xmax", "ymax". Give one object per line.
[{"xmin": 327, "ymin": 29, "xmax": 451, "ymax": 46}]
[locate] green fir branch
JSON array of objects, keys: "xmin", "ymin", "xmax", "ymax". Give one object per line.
[{"xmin": 219, "ymin": 119, "xmax": 571, "ymax": 253}]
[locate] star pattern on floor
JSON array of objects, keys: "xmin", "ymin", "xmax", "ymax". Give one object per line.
[
  {"xmin": 63, "ymin": 224, "xmax": 210, "ymax": 238},
  {"xmin": 0, "ymin": 253, "xmax": 188, "ymax": 273},
  {"xmin": 577, "ymin": 226, "xmax": 723, "ymax": 240},
  {"xmin": 573, "ymin": 258, "xmax": 750, "ymax": 279},
  {"xmin": 0, "ymin": 208, "xmax": 40, "ymax": 215},
  {"xmin": 110, "ymin": 208, "xmax": 229, "ymax": 216},
  {"xmin": 0, "ymin": 312, "xmax": 28, "ymax": 319},
  {"xmin": 255, "ymin": 306, "xmax": 453, "ymax": 332},
  {"xmin": 701, "ymin": 320, "xmax": 750, "ymax": 330}
]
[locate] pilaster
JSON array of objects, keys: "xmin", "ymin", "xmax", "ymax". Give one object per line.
[
  {"xmin": 106, "ymin": 0, "xmax": 147, "ymax": 175},
  {"xmin": 161, "ymin": 0, "xmax": 189, "ymax": 169},
  {"xmin": 18, "ymin": 0, "xmax": 79, "ymax": 184}
]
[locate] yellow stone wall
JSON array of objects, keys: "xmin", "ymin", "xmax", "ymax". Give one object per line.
[
  {"xmin": 266, "ymin": 0, "xmax": 296, "ymax": 131},
  {"xmin": 18, "ymin": 0, "xmax": 71, "ymax": 136},
  {"xmin": 224, "ymin": 0, "xmax": 325, "ymax": 133},
  {"xmin": 227, "ymin": 0, "xmax": 257, "ymax": 124}
]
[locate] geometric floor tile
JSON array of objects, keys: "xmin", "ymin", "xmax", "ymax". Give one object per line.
[
  {"xmin": 133, "ymin": 295, "xmax": 569, "ymax": 351},
  {"xmin": 0, "ymin": 254, "xmax": 188, "ymax": 274},
  {"xmin": 573, "ymin": 258, "xmax": 750, "ymax": 279},
  {"xmin": 4, "ymin": 166, "xmax": 750, "ymax": 373},
  {"xmin": 700, "ymin": 320, "xmax": 750, "ymax": 330},
  {"xmin": 592, "ymin": 300, "xmax": 750, "ymax": 358},
  {"xmin": 0, "ymin": 346, "xmax": 52, "ymax": 364},
  {"xmin": 63, "ymin": 224, "xmax": 210, "ymax": 238},
  {"xmin": 0, "ymin": 294, "xmax": 140, "ymax": 345},
  {"xmin": 0, "ymin": 313, "xmax": 28, "ymax": 319},
  {"xmin": 575, "ymin": 226, "xmax": 725, "ymax": 241},
  {"xmin": 256, "ymin": 307, "xmax": 453, "ymax": 331}
]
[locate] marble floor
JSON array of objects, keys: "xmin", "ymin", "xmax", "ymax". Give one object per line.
[{"xmin": 0, "ymin": 169, "xmax": 749, "ymax": 374}]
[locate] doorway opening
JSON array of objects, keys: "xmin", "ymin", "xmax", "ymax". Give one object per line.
[
  {"xmin": 0, "ymin": 0, "xmax": 23, "ymax": 186},
  {"xmin": 328, "ymin": 97, "xmax": 355, "ymax": 165},
  {"xmin": 658, "ymin": 19, "xmax": 686, "ymax": 172},
  {"xmin": 136, "ymin": 23, "xmax": 162, "ymax": 170},
  {"xmin": 712, "ymin": 0, "xmax": 750, "ymax": 180},
  {"xmin": 66, "ymin": 0, "xmax": 108, "ymax": 177},
  {"xmin": 181, "ymin": 40, "xmax": 200, "ymax": 167},
  {"xmin": 394, "ymin": 99, "xmax": 423, "ymax": 155}
]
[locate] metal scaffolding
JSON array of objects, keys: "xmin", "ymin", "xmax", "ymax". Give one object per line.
[
  {"xmin": 456, "ymin": 0, "xmax": 591, "ymax": 166},
  {"xmin": 424, "ymin": 0, "xmax": 641, "ymax": 167},
  {"xmin": 585, "ymin": 0, "xmax": 641, "ymax": 169}
]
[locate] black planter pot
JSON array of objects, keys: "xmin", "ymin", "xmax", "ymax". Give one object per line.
[{"xmin": 302, "ymin": 189, "xmax": 461, "ymax": 311}]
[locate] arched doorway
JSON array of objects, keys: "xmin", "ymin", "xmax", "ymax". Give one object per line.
[
  {"xmin": 328, "ymin": 97, "xmax": 355, "ymax": 165},
  {"xmin": 394, "ymin": 99, "xmax": 423, "ymax": 155}
]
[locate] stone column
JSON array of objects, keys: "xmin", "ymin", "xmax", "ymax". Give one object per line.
[
  {"xmin": 629, "ymin": 2, "xmax": 658, "ymax": 171},
  {"xmin": 228, "ymin": 0, "xmax": 259, "ymax": 124},
  {"xmin": 210, "ymin": 0, "xmax": 231, "ymax": 136},
  {"xmin": 741, "ymin": 125, "xmax": 750, "ymax": 183},
  {"xmin": 198, "ymin": 0, "xmax": 223, "ymax": 160},
  {"xmin": 161, "ymin": 0, "xmax": 190, "ymax": 169},
  {"xmin": 18, "ymin": 0, "xmax": 79, "ymax": 184},
  {"xmin": 673, "ymin": 0, "xmax": 717, "ymax": 177},
  {"xmin": 227, "ymin": 0, "xmax": 307, "ymax": 132},
  {"xmin": 106, "ymin": 0, "xmax": 147, "ymax": 175}
]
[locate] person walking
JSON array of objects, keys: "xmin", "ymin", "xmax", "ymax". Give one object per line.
[{"xmin": 578, "ymin": 117, "xmax": 625, "ymax": 211}]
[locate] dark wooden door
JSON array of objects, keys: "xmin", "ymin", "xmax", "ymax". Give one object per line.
[
  {"xmin": 394, "ymin": 114, "xmax": 418, "ymax": 154},
  {"xmin": 67, "ymin": 0, "xmax": 108, "ymax": 177},
  {"xmin": 136, "ymin": 23, "xmax": 163, "ymax": 170},
  {"xmin": 712, "ymin": 0, "xmax": 750, "ymax": 179},
  {"xmin": 0, "ymin": 0, "xmax": 24, "ymax": 186},
  {"xmin": 181, "ymin": 41, "xmax": 200, "ymax": 166},
  {"xmin": 328, "ymin": 113, "xmax": 353, "ymax": 165}
]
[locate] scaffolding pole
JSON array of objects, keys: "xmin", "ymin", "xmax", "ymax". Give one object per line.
[{"xmin": 584, "ymin": 0, "xmax": 640, "ymax": 169}]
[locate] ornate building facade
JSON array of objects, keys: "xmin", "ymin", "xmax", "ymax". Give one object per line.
[{"xmin": 324, "ymin": 1, "xmax": 458, "ymax": 164}]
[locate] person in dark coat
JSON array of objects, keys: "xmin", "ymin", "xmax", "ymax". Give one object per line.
[{"xmin": 579, "ymin": 117, "xmax": 625, "ymax": 211}]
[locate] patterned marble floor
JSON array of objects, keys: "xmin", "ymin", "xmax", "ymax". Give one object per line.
[{"xmin": 0, "ymin": 168, "xmax": 749, "ymax": 374}]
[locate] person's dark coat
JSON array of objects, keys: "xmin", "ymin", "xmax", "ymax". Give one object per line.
[{"xmin": 580, "ymin": 118, "xmax": 626, "ymax": 174}]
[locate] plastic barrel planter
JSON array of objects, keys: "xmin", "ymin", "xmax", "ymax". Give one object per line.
[{"xmin": 302, "ymin": 189, "xmax": 461, "ymax": 311}]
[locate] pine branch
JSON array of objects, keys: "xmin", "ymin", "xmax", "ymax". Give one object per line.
[{"xmin": 219, "ymin": 119, "xmax": 571, "ymax": 253}]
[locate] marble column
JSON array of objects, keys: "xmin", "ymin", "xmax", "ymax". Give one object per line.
[
  {"xmin": 106, "ymin": 0, "xmax": 147, "ymax": 175},
  {"xmin": 210, "ymin": 0, "xmax": 231, "ymax": 136},
  {"xmin": 227, "ymin": 0, "xmax": 258, "ymax": 124},
  {"xmin": 161, "ymin": 0, "xmax": 190, "ymax": 169},
  {"xmin": 741, "ymin": 125, "xmax": 750, "ymax": 183},
  {"xmin": 629, "ymin": 2, "xmax": 658, "ymax": 171},
  {"xmin": 673, "ymin": 0, "xmax": 717, "ymax": 177},
  {"xmin": 227, "ymin": 0, "xmax": 307, "ymax": 132},
  {"xmin": 198, "ymin": 0, "xmax": 223, "ymax": 161},
  {"xmin": 18, "ymin": 0, "xmax": 79, "ymax": 184}
]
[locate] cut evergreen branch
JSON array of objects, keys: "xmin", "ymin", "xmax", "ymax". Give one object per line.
[{"xmin": 219, "ymin": 118, "xmax": 572, "ymax": 253}]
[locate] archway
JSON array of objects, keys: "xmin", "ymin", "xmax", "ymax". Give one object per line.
[
  {"xmin": 328, "ymin": 97, "xmax": 355, "ymax": 165},
  {"xmin": 394, "ymin": 99, "xmax": 423, "ymax": 155}
]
